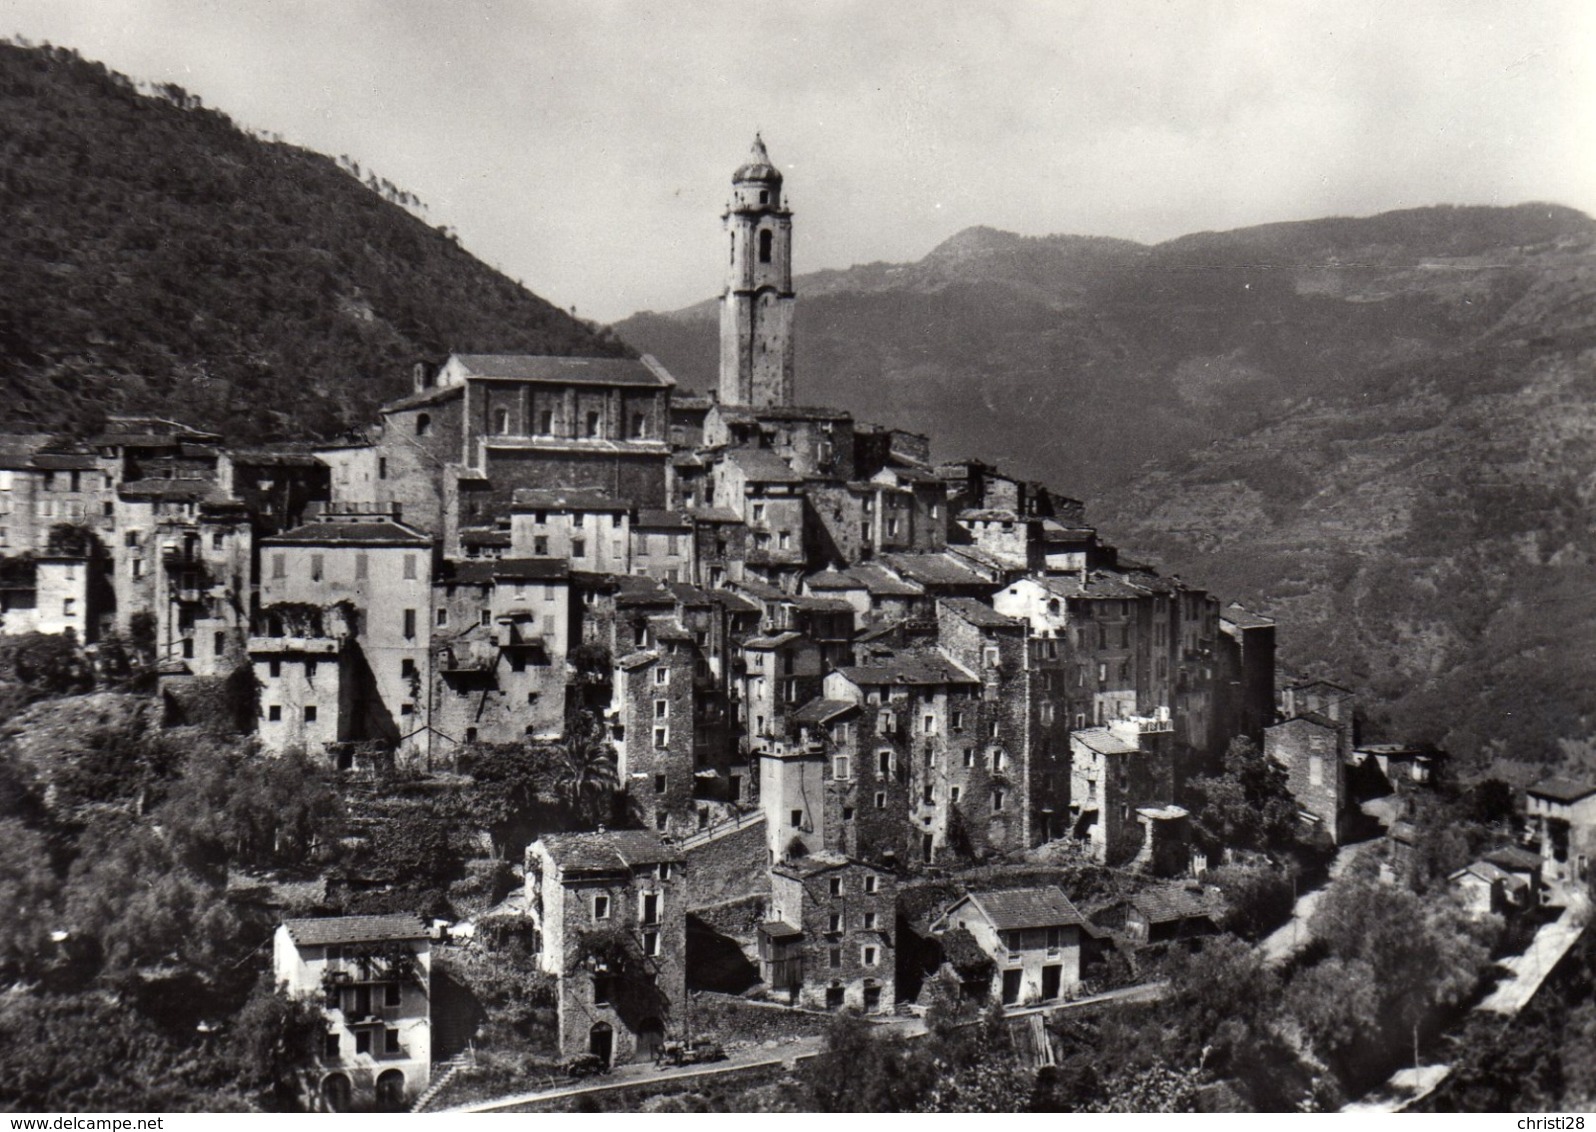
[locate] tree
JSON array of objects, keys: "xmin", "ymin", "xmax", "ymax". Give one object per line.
[
  {"xmin": 1309, "ymin": 877, "xmax": 1495, "ymax": 1039},
  {"xmin": 464, "ymin": 740, "xmax": 560, "ymax": 857},
  {"xmin": 225, "ymin": 978, "xmax": 331, "ymax": 1110},
  {"xmin": 1281, "ymin": 955, "xmax": 1382, "ymax": 1066},
  {"xmin": 0, "ymin": 816, "xmax": 61, "ymax": 980},
  {"xmin": 550, "ymin": 712, "xmax": 619, "ymax": 826},
  {"xmin": 1188, "ymin": 737, "xmax": 1300, "ymax": 857}
]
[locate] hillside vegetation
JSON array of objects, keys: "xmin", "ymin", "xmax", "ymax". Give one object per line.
[
  {"xmin": 621, "ymin": 207, "xmax": 1596, "ymax": 774},
  {"xmin": 0, "ymin": 41, "xmax": 627, "ymax": 443}
]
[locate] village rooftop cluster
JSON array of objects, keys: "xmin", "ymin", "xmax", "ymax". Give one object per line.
[{"xmin": 2, "ymin": 138, "xmax": 1591, "ymax": 1112}]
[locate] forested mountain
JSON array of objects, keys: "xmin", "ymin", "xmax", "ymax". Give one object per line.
[
  {"xmin": 0, "ymin": 41, "xmax": 627, "ymax": 443},
  {"xmin": 621, "ymin": 207, "xmax": 1596, "ymax": 772}
]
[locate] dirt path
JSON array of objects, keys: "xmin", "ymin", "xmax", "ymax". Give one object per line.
[{"xmin": 1258, "ymin": 838, "xmax": 1372, "ymax": 965}]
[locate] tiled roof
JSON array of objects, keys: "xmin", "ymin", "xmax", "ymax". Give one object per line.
[
  {"xmin": 689, "ymin": 506, "xmax": 744, "ymax": 524},
  {"xmin": 30, "ymin": 452, "xmax": 103, "ymax": 471},
  {"xmin": 1125, "ymin": 884, "xmax": 1225, "ymax": 925},
  {"xmin": 760, "ymin": 920, "xmax": 803, "ymax": 940},
  {"xmin": 833, "ymin": 650, "xmax": 978, "ymax": 687},
  {"xmin": 634, "ymin": 509, "xmax": 691, "ymax": 530},
  {"xmin": 1527, "ymin": 776, "xmax": 1596, "ymax": 804},
  {"xmin": 450, "ymin": 353, "xmax": 674, "ymax": 388},
  {"xmin": 540, "ymin": 830, "xmax": 684, "ymax": 872},
  {"xmin": 379, "ymin": 383, "xmax": 464, "ymax": 414},
  {"xmin": 792, "ymin": 698, "xmax": 860, "ymax": 726},
  {"xmin": 1071, "ymin": 728, "xmax": 1138, "ymax": 756},
  {"xmin": 744, "ymin": 631, "xmax": 803, "ymax": 649},
  {"xmin": 264, "ymin": 520, "xmax": 431, "ymax": 547},
  {"xmin": 724, "ymin": 447, "xmax": 802, "ymax": 484},
  {"xmin": 709, "ymin": 590, "xmax": 761, "ymax": 614},
  {"xmin": 966, "ymin": 886, "xmax": 1085, "ymax": 930},
  {"xmin": 284, "ymin": 914, "xmax": 429, "ymax": 947},
  {"xmin": 938, "ymin": 596, "xmax": 1020, "ymax": 629},
  {"xmin": 773, "ymin": 850, "xmax": 878, "ymax": 879},
  {"xmin": 790, "ymin": 594, "xmax": 854, "ymax": 613},
  {"xmin": 878, "ymin": 552, "xmax": 994, "ymax": 589},
  {"xmin": 492, "ymin": 558, "xmax": 569, "ymax": 581},
  {"xmin": 1483, "ymin": 845, "xmax": 1542, "ymax": 872},
  {"xmin": 459, "ymin": 527, "xmax": 512, "ymax": 546}
]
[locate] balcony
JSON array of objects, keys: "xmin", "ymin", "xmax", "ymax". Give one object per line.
[
  {"xmin": 249, "ymin": 635, "xmax": 340, "ymax": 657},
  {"xmin": 438, "ymin": 641, "xmax": 498, "ymax": 675}
]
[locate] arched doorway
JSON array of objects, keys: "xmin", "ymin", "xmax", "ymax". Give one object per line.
[
  {"xmin": 589, "ymin": 1022, "xmax": 614, "ymax": 1067},
  {"xmin": 320, "ymin": 1072, "xmax": 352, "ymax": 1113},
  {"xmin": 635, "ymin": 1018, "xmax": 664, "ymax": 1063},
  {"xmin": 375, "ymin": 1069, "xmax": 407, "ymax": 1113}
]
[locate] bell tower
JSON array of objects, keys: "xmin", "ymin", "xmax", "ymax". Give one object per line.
[{"xmin": 718, "ymin": 135, "xmax": 795, "ymax": 408}]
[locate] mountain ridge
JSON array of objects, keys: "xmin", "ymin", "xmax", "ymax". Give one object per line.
[{"xmin": 0, "ymin": 40, "xmax": 629, "ymax": 445}]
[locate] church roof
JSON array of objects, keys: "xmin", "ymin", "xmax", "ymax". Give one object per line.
[
  {"xmin": 448, "ymin": 354, "xmax": 675, "ymax": 389},
  {"xmin": 733, "ymin": 134, "xmax": 783, "ymax": 184}
]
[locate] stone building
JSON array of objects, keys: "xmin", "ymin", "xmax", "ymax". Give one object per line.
[
  {"xmin": 428, "ymin": 557, "xmax": 572, "ymax": 755},
  {"xmin": 1264, "ymin": 713, "xmax": 1351, "ymax": 844},
  {"xmin": 507, "ymin": 488, "xmax": 632, "ymax": 574},
  {"xmin": 759, "ymin": 852, "xmax": 896, "ymax": 1012},
  {"xmin": 934, "ymin": 886, "xmax": 1089, "ymax": 1006},
  {"xmin": 256, "ymin": 516, "xmax": 435, "ymax": 762},
  {"xmin": 273, "ymin": 914, "xmax": 432, "ymax": 1113},
  {"xmin": 1068, "ymin": 717, "xmax": 1178, "ymax": 865},
  {"xmin": 1525, "ymin": 776, "xmax": 1596, "ymax": 884},
  {"xmin": 526, "ymin": 831, "xmax": 688, "ymax": 1065}
]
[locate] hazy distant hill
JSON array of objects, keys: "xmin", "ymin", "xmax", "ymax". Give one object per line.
[
  {"xmin": 621, "ymin": 205, "xmax": 1596, "ymax": 770},
  {"xmin": 0, "ymin": 41, "xmax": 627, "ymax": 443}
]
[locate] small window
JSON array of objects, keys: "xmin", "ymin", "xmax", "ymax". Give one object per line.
[
  {"xmin": 385, "ymin": 1028, "xmax": 401, "ymax": 1054},
  {"xmin": 415, "ymin": 412, "xmax": 431, "ymax": 437},
  {"xmin": 790, "ymin": 809, "xmax": 803, "ymax": 828},
  {"xmin": 992, "ymin": 789, "xmax": 1005, "ymax": 812},
  {"xmin": 874, "ymin": 791, "xmax": 886, "ymax": 811},
  {"xmin": 402, "ymin": 609, "xmax": 416, "ymax": 639},
  {"xmin": 654, "ymin": 700, "xmax": 669, "ymax": 720},
  {"xmin": 267, "ymin": 705, "xmax": 282, "ymax": 722},
  {"xmin": 758, "ymin": 228, "xmax": 773, "ymax": 263},
  {"xmin": 828, "ymin": 913, "xmax": 841, "ymax": 933},
  {"xmin": 829, "ymin": 878, "xmax": 842, "ymax": 897},
  {"xmin": 272, "ymin": 553, "xmax": 286, "ymax": 579},
  {"xmin": 378, "ymin": 457, "xmax": 388, "ymax": 480},
  {"xmin": 495, "ymin": 408, "xmax": 511, "ymax": 435},
  {"xmin": 863, "ymin": 911, "xmax": 877, "ymax": 930},
  {"xmin": 951, "ymin": 786, "xmax": 961, "ymax": 804},
  {"xmin": 864, "ymin": 875, "xmax": 878, "ymax": 895},
  {"xmin": 843, "ymin": 806, "xmax": 855, "ymax": 822},
  {"xmin": 862, "ymin": 946, "xmax": 878, "ymax": 967},
  {"xmin": 593, "ymin": 894, "xmax": 610, "ymax": 920},
  {"xmin": 654, "ymin": 726, "xmax": 668, "ymax": 748},
  {"xmin": 963, "ymin": 748, "xmax": 975, "ymax": 768},
  {"xmin": 403, "ymin": 554, "xmax": 417, "ymax": 580},
  {"xmin": 436, "ymin": 607, "xmax": 449, "ymax": 627},
  {"xmin": 655, "ymin": 667, "xmax": 669, "ymax": 685},
  {"xmin": 355, "ymin": 1030, "xmax": 371, "ymax": 1055},
  {"xmin": 384, "ymin": 983, "xmax": 401, "ymax": 1007},
  {"xmin": 829, "ymin": 948, "xmax": 842, "ymax": 969},
  {"xmin": 572, "ymin": 539, "xmax": 586, "ymax": 559},
  {"xmin": 643, "ymin": 930, "xmax": 660, "ymax": 957},
  {"xmin": 355, "ymin": 553, "xmax": 369, "ymax": 581},
  {"xmin": 655, "ymin": 773, "xmax": 667, "ymax": 794},
  {"xmin": 304, "ymin": 705, "xmax": 318, "ymax": 723}
]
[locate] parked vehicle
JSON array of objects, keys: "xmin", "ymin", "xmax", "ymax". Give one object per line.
[{"xmin": 655, "ymin": 1038, "xmax": 727, "ymax": 1068}]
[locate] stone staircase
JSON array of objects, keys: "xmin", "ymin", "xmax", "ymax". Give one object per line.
[{"xmin": 411, "ymin": 1049, "xmax": 475, "ymax": 1113}]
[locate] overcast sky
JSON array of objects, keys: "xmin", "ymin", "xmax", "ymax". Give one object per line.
[{"xmin": 7, "ymin": 1, "xmax": 1595, "ymax": 322}]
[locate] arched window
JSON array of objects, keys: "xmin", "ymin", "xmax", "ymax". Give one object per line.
[
  {"xmin": 415, "ymin": 413, "xmax": 431, "ymax": 437},
  {"xmin": 759, "ymin": 190, "xmax": 769, "ymax": 205},
  {"xmin": 494, "ymin": 408, "xmax": 511, "ymax": 435},
  {"xmin": 758, "ymin": 229, "xmax": 773, "ymax": 264}
]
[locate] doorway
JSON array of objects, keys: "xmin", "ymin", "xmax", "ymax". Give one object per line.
[{"xmin": 589, "ymin": 1022, "xmax": 614, "ymax": 1066}]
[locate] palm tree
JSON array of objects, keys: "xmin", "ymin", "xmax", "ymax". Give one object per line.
[{"xmin": 553, "ymin": 712, "xmax": 619, "ymax": 826}]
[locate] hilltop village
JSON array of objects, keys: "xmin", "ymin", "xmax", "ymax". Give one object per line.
[{"xmin": 2, "ymin": 139, "xmax": 1591, "ymax": 1114}]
